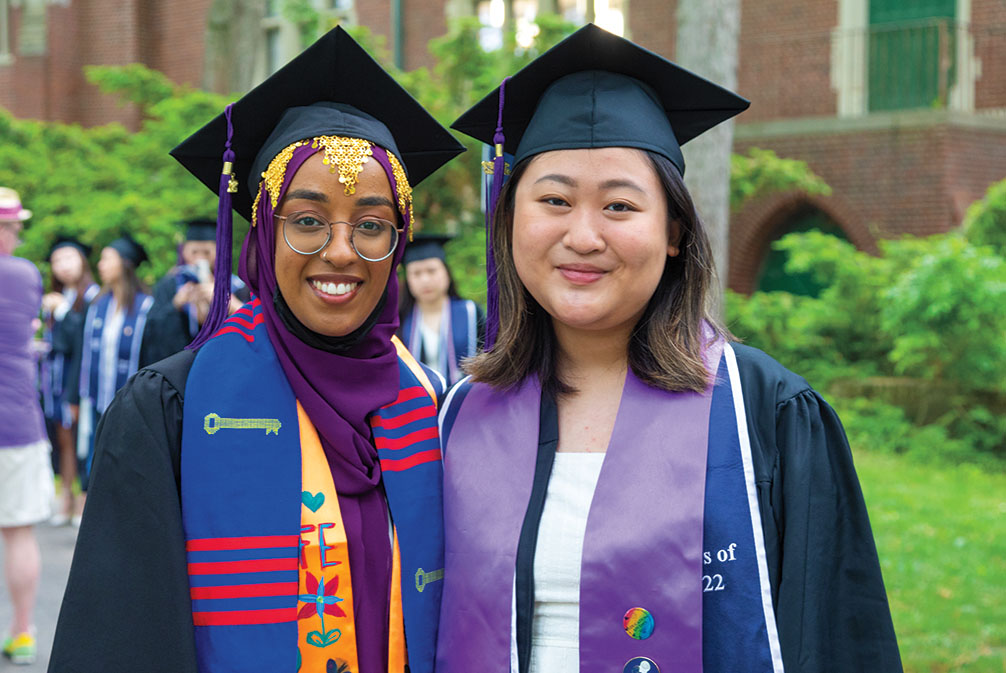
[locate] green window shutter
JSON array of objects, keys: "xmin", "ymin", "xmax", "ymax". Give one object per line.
[{"xmin": 868, "ymin": 0, "xmax": 956, "ymax": 111}]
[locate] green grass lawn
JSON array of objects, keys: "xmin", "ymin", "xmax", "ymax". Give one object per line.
[{"xmin": 855, "ymin": 450, "xmax": 1006, "ymax": 672}]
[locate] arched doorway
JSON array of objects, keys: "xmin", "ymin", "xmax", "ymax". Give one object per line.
[{"xmin": 755, "ymin": 206, "xmax": 850, "ymax": 296}]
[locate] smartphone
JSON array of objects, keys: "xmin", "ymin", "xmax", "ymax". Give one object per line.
[{"xmin": 195, "ymin": 258, "xmax": 211, "ymax": 284}]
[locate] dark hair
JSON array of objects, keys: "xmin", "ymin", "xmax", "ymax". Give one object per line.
[
  {"xmin": 397, "ymin": 256, "xmax": 460, "ymax": 324},
  {"xmin": 49, "ymin": 247, "xmax": 95, "ymax": 313},
  {"xmin": 465, "ymin": 149, "xmax": 729, "ymax": 397}
]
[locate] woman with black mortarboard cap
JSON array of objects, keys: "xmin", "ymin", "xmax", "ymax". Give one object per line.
[
  {"xmin": 50, "ymin": 26, "xmax": 464, "ymax": 673},
  {"xmin": 40, "ymin": 235, "xmax": 97, "ymax": 526},
  {"xmin": 398, "ymin": 233, "xmax": 484, "ymax": 386},
  {"xmin": 145, "ymin": 218, "xmax": 251, "ymax": 364},
  {"xmin": 437, "ymin": 24, "xmax": 901, "ymax": 673},
  {"xmin": 75, "ymin": 232, "xmax": 155, "ymax": 495}
]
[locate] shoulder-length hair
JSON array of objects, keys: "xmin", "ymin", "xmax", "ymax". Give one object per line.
[{"xmin": 465, "ymin": 149, "xmax": 730, "ymax": 397}]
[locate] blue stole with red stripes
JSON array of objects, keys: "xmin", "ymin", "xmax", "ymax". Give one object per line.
[{"xmin": 181, "ymin": 298, "xmax": 445, "ymax": 673}]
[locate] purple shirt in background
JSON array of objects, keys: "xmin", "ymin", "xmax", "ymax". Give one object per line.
[{"xmin": 0, "ymin": 254, "xmax": 46, "ymax": 448}]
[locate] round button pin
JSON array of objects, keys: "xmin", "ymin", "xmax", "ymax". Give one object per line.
[
  {"xmin": 123, "ymin": 326, "xmax": 133, "ymax": 337},
  {"xmin": 623, "ymin": 607, "xmax": 654, "ymax": 640},
  {"xmin": 623, "ymin": 656, "xmax": 659, "ymax": 673}
]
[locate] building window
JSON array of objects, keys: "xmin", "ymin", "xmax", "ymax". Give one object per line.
[
  {"xmin": 260, "ymin": 0, "xmax": 355, "ymax": 78},
  {"xmin": 0, "ymin": 0, "xmax": 11, "ymax": 65},
  {"xmin": 833, "ymin": 0, "xmax": 977, "ymax": 115},
  {"xmin": 867, "ymin": 0, "xmax": 956, "ymax": 111},
  {"xmin": 476, "ymin": 0, "xmax": 625, "ymax": 51}
]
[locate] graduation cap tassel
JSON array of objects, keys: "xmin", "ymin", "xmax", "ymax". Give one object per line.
[
  {"xmin": 484, "ymin": 76, "xmax": 510, "ymax": 350},
  {"xmin": 187, "ymin": 103, "xmax": 237, "ymax": 351}
]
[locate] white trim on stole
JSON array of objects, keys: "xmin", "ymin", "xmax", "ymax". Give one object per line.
[{"xmin": 724, "ymin": 343, "xmax": 785, "ymax": 673}]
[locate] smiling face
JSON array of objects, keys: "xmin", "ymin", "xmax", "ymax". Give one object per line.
[
  {"xmin": 273, "ymin": 152, "xmax": 397, "ymax": 337},
  {"xmin": 512, "ymin": 147, "xmax": 679, "ymax": 335}
]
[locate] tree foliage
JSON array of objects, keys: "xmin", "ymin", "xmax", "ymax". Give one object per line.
[
  {"xmin": 727, "ymin": 230, "xmax": 1006, "ymax": 459},
  {"xmin": 962, "ymin": 176, "xmax": 1006, "ymax": 257},
  {"xmin": 730, "ymin": 148, "xmax": 831, "ymax": 211}
]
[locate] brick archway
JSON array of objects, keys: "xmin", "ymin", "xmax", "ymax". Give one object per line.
[{"xmin": 728, "ymin": 191, "xmax": 876, "ymax": 294}]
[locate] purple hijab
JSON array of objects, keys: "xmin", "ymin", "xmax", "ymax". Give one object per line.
[{"xmin": 237, "ymin": 141, "xmax": 408, "ymax": 673}]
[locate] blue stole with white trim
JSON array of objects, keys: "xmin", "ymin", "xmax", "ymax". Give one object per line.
[
  {"xmin": 402, "ymin": 298, "xmax": 478, "ymax": 386},
  {"xmin": 702, "ymin": 348, "xmax": 783, "ymax": 671},
  {"xmin": 181, "ymin": 299, "xmax": 445, "ymax": 673},
  {"xmin": 77, "ymin": 290, "xmax": 152, "ymax": 460},
  {"xmin": 79, "ymin": 291, "xmax": 153, "ymax": 414}
]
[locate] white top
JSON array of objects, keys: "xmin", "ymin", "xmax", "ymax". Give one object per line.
[
  {"xmin": 529, "ymin": 452, "xmax": 605, "ymax": 673},
  {"xmin": 418, "ymin": 321, "xmax": 441, "ymax": 371},
  {"xmin": 98, "ymin": 302, "xmax": 125, "ymax": 408}
]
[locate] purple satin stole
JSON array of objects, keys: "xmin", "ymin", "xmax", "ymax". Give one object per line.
[{"xmin": 439, "ymin": 339, "xmax": 724, "ymax": 673}]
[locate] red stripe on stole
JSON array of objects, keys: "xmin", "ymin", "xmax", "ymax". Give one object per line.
[
  {"xmin": 186, "ymin": 535, "xmax": 299, "ymax": 551},
  {"xmin": 226, "ymin": 314, "xmax": 264, "ymax": 330},
  {"xmin": 233, "ymin": 306, "xmax": 254, "ymax": 318},
  {"xmin": 190, "ymin": 582, "xmax": 298, "ymax": 600},
  {"xmin": 380, "ymin": 448, "xmax": 442, "ymax": 472},
  {"xmin": 188, "ymin": 558, "xmax": 298, "ymax": 575},
  {"xmin": 374, "ymin": 426, "xmax": 438, "ymax": 451},
  {"xmin": 192, "ymin": 607, "xmax": 297, "ymax": 626},
  {"xmin": 392, "ymin": 386, "xmax": 428, "ymax": 406},
  {"xmin": 371, "ymin": 405, "xmax": 436, "ymax": 430},
  {"xmin": 250, "ymin": 297, "xmax": 262, "ymax": 307},
  {"xmin": 212, "ymin": 326, "xmax": 254, "ymax": 342}
]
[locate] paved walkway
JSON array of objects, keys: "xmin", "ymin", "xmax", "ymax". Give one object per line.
[{"xmin": 0, "ymin": 522, "xmax": 77, "ymax": 672}]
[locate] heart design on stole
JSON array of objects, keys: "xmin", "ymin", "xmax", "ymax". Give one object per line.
[{"xmin": 302, "ymin": 491, "xmax": 325, "ymax": 512}]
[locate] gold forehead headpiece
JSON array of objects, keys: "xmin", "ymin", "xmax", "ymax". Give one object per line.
[{"xmin": 251, "ymin": 136, "xmax": 413, "ymax": 236}]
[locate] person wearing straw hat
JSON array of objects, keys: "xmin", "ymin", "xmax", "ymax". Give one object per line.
[
  {"xmin": 50, "ymin": 27, "xmax": 463, "ymax": 673},
  {"xmin": 436, "ymin": 25, "xmax": 901, "ymax": 673},
  {"xmin": 0, "ymin": 187, "xmax": 54, "ymax": 666}
]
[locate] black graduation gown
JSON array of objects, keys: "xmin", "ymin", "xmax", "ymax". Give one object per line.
[
  {"xmin": 49, "ymin": 350, "xmax": 199, "ymax": 673},
  {"xmin": 729, "ymin": 344, "xmax": 902, "ymax": 671}
]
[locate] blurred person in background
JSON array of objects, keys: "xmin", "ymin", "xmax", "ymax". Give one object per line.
[
  {"xmin": 39, "ymin": 236, "xmax": 98, "ymax": 527},
  {"xmin": 144, "ymin": 218, "xmax": 249, "ymax": 363},
  {"xmin": 398, "ymin": 233, "xmax": 483, "ymax": 386},
  {"xmin": 76, "ymin": 233, "xmax": 155, "ymax": 495},
  {"xmin": 0, "ymin": 187, "xmax": 54, "ymax": 666}
]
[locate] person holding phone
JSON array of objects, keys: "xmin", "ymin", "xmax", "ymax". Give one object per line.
[{"xmin": 145, "ymin": 219, "xmax": 250, "ymax": 363}]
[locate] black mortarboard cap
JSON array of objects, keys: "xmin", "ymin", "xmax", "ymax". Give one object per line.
[
  {"xmin": 403, "ymin": 232, "xmax": 453, "ymax": 265},
  {"xmin": 107, "ymin": 233, "xmax": 148, "ymax": 267},
  {"xmin": 182, "ymin": 218, "xmax": 218, "ymax": 242},
  {"xmin": 451, "ymin": 23, "xmax": 750, "ymax": 175},
  {"xmin": 48, "ymin": 235, "xmax": 92, "ymax": 261},
  {"xmin": 170, "ymin": 25, "xmax": 465, "ymax": 222}
]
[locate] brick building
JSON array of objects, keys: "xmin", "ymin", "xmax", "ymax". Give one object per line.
[{"xmin": 2, "ymin": 0, "xmax": 1004, "ymax": 293}]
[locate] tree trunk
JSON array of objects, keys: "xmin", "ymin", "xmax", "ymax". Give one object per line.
[
  {"xmin": 675, "ymin": 0, "xmax": 741, "ymax": 301},
  {"xmin": 203, "ymin": 0, "xmax": 266, "ymax": 95}
]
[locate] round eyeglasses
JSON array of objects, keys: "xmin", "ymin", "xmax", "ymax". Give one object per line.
[{"xmin": 275, "ymin": 211, "xmax": 401, "ymax": 262}]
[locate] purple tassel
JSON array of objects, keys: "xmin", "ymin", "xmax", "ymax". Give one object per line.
[
  {"xmin": 187, "ymin": 103, "xmax": 237, "ymax": 350},
  {"xmin": 484, "ymin": 76, "xmax": 510, "ymax": 350}
]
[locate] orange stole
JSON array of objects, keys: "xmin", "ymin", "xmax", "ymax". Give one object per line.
[{"xmin": 296, "ymin": 403, "xmax": 406, "ymax": 672}]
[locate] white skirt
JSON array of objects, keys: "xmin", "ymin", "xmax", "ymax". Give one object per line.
[{"xmin": 0, "ymin": 439, "xmax": 55, "ymax": 527}]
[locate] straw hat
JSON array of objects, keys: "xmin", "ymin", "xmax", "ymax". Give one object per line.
[{"xmin": 0, "ymin": 187, "xmax": 32, "ymax": 222}]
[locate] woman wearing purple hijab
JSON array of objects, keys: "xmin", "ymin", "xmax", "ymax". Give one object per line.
[
  {"xmin": 50, "ymin": 27, "xmax": 463, "ymax": 673},
  {"xmin": 437, "ymin": 25, "xmax": 901, "ymax": 673}
]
